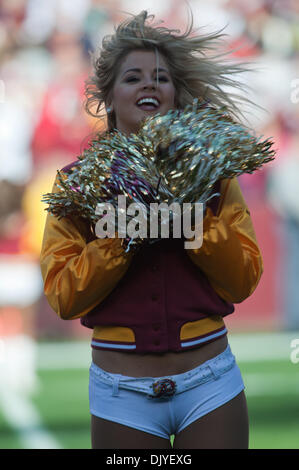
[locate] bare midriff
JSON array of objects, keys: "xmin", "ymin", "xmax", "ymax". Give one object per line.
[{"xmin": 92, "ymin": 335, "xmax": 228, "ymax": 378}]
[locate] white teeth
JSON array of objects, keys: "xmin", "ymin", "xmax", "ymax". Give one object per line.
[{"xmin": 137, "ymin": 98, "xmax": 159, "ymax": 107}]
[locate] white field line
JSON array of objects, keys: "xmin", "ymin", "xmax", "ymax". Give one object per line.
[
  {"xmin": 37, "ymin": 340, "xmax": 91, "ymax": 370},
  {"xmin": 243, "ymin": 372, "xmax": 299, "ymax": 397},
  {"xmin": 36, "ymin": 331, "xmax": 299, "ymax": 370},
  {"xmin": 35, "ymin": 332, "xmax": 299, "ymax": 399},
  {"xmin": 0, "ymin": 389, "xmax": 62, "ymax": 449},
  {"xmin": 228, "ymin": 331, "xmax": 299, "ymax": 363},
  {"xmin": 1, "ymin": 331, "xmax": 298, "ymax": 449}
]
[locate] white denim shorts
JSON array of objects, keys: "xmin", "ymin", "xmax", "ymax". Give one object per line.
[{"xmin": 89, "ymin": 344, "xmax": 245, "ymax": 440}]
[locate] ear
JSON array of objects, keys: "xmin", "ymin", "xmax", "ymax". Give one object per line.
[
  {"xmin": 105, "ymin": 103, "xmax": 113, "ymax": 113},
  {"xmin": 105, "ymin": 92, "xmax": 114, "ymax": 112}
]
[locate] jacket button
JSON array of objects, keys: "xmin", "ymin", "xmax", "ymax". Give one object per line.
[
  {"xmin": 151, "ymin": 294, "xmax": 159, "ymax": 301},
  {"xmin": 153, "ymin": 324, "xmax": 160, "ymax": 331},
  {"xmin": 154, "ymin": 339, "xmax": 160, "ymax": 346},
  {"xmin": 152, "ymin": 265, "xmax": 159, "ymax": 271}
]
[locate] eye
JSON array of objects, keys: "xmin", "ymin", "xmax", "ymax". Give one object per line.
[
  {"xmin": 125, "ymin": 76, "xmax": 139, "ymax": 83},
  {"xmin": 156, "ymin": 76, "xmax": 169, "ymax": 82}
]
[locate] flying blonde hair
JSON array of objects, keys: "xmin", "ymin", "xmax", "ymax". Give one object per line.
[{"xmin": 84, "ymin": 10, "xmax": 258, "ymax": 132}]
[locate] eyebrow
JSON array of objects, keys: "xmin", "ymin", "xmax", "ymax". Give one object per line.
[{"xmin": 122, "ymin": 67, "xmax": 170, "ymax": 77}]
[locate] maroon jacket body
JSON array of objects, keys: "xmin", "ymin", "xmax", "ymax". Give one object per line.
[{"xmin": 79, "ymin": 179, "xmax": 235, "ymax": 353}]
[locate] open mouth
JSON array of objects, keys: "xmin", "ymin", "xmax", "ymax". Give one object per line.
[{"xmin": 136, "ymin": 97, "xmax": 160, "ymax": 111}]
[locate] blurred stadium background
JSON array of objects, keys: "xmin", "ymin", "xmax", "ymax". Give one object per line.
[{"xmin": 0, "ymin": 0, "xmax": 298, "ymax": 449}]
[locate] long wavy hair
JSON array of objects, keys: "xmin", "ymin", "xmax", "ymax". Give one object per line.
[{"xmin": 84, "ymin": 10, "xmax": 258, "ymax": 132}]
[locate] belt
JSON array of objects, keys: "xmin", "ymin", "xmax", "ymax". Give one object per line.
[{"xmin": 90, "ymin": 344, "xmax": 234, "ymax": 400}]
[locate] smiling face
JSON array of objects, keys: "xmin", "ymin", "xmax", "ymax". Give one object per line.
[{"xmin": 108, "ymin": 50, "xmax": 177, "ymax": 135}]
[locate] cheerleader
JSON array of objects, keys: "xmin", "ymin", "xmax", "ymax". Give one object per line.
[{"xmin": 40, "ymin": 11, "xmax": 263, "ymax": 449}]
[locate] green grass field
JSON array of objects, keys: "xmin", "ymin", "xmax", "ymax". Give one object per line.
[{"xmin": 0, "ymin": 332, "xmax": 299, "ymax": 449}]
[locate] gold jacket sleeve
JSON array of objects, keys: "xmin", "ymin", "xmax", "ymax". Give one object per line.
[
  {"xmin": 185, "ymin": 177, "xmax": 263, "ymax": 303},
  {"xmin": 40, "ymin": 174, "xmax": 134, "ymax": 320}
]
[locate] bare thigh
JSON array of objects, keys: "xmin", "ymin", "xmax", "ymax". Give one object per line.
[
  {"xmin": 173, "ymin": 391, "xmax": 249, "ymax": 449},
  {"xmin": 91, "ymin": 415, "xmax": 172, "ymax": 449}
]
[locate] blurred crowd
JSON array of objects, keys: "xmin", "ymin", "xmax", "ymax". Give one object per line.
[{"xmin": 0, "ymin": 0, "xmax": 298, "ymax": 393}]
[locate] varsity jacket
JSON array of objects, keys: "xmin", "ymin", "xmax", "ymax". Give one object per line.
[{"xmin": 40, "ymin": 162, "xmax": 263, "ymax": 353}]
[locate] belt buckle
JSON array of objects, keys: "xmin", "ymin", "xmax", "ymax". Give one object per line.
[{"xmin": 149, "ymin": 378, "xmax": 177, "ymax": 398}]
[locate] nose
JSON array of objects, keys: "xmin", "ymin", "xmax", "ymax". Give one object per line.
[{"xmin": 142, "ymin": 76, "xmax": 157, "ymax": 89}]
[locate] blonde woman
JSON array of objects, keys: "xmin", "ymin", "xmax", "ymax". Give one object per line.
[{"xmin": 40, "ymin": 11, "xmax": 263, "ymax": 449}]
